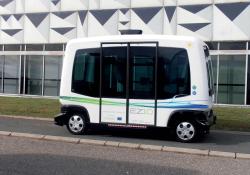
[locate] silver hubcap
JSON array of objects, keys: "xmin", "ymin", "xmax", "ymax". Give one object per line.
[
  {"xmin": 176, "ymin": 122, "xmax": 195, "ymax": 141},
  {"xmin": 69, "ymin": 115, "xmax": 84, "ymax": 133}
]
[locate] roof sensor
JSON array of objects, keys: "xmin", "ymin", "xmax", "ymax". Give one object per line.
[{"xmin": 119, "ymin": 29, "xmax": 143, "ymax": 35}]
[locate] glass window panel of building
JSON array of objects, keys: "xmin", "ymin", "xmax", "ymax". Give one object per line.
[
  {"xmin": 26, "ymin": 44, "xmax": 43, "ymax": 51},
  {"xmin": 4, "ymin": 45, "xmax": 20, "ymax": 51},
  {"xmin": 25, "ymin": 56, "xmax": 43, "ymax": 95},
  {"xmin": 45, "ymin": 44, "xmax": 64, "ymax": 51},
  {"xmin": 0, "ymin": 56, "xmax": 3, "ymax": 93},
  {"xmin": 220, "ymin": 42, "xmax": 247, "ymax": 50},
  {"xmin": 217, "ymin": 55, "xmax": 246, "ymax": 105},
  {"xmin": 247, "ymin": 55, "xmax": 250, "ymax": 104},
  {"xmin": 44, "ymin": 56, "xmax": 62, "ymax": 96},
  {"xmin": 211, "ymin": 55, "xmax": 218, "ymax": 103},
  {"xmin": 3, "ymin": 56, "xmax": 20, "ymax": 94}
]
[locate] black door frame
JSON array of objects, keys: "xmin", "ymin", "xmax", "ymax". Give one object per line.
[{"xmin": 99, "ymin": 42, "xmax": 158, "ymax": 126}]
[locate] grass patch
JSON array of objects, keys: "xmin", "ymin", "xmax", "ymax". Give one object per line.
[
  {"xmin": 0, "ymin": 96, "xmax": 60, "ymax": 118},
  {"xmin": 0, "ymin": 96, "xmax": 250, "ymax": 132},
  {"xmin": 213, "ymin": 107, "xmax": 250, "ymax": 132}
]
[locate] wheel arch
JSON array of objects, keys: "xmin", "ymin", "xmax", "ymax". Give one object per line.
[
  {"xmin": 167, "ymin": 110, "xmax": 207, "ymax": 128},
  {"xmin": 58, "ymin": 105, "xmax": 90, "ymax": 125}
]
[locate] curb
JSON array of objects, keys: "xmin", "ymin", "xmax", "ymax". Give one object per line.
[
  {"xmin": 209, "ymin": 150, "xmax": 236, "ymax": 158},
  {"xmin": 1, "ymin": 130, "xmax": 250, "ymax": 160},
  {"xmin": 163, "ymin": 146, "xmax": 209, "ymax": 156}
]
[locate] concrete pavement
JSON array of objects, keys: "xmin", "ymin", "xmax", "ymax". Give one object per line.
[
  {"xmin": 1, "ymin": 135, "xmax": 250, "ymax": 175},
  {"xmin": 0, "ymin": 115, "xmax": 250, "ymax": 156}
]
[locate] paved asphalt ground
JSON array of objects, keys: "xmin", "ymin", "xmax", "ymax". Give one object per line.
[
  {"xmin": 0, "ymin": 135, "xmax": 250, "ymax": 175},
  {"xmin": 0, "ymin": 116, "xmax": 250, "ymax": 154}
]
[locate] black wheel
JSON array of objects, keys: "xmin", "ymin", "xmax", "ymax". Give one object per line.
[
  {"xmin": 174, "ymin": 120, "xmax": 199, "ymax": 143},
  {"xmin": 66, "ymin": 114, "xmax": 87, "ymax": 135}
]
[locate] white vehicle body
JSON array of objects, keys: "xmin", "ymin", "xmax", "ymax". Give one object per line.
[{"xmin": 55, "ymin": 35, "xmax": 216, "ymax": 142}]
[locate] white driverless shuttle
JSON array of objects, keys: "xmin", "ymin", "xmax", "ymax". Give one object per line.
[{"xmin": 55, "ymin": 34, "xmax": 216, "ymax": 142}]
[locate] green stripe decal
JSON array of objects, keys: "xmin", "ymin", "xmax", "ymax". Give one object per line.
[
  {"xmin": 60, "ymin": 96, "xmax": 126, "ymax": 106},
  {"xmin": 60, "ymin": 96, "xmax": 208, "ymax": 109}
]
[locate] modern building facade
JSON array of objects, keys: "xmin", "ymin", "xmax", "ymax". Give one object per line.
[{"xmin": 0, "ymin": 0, "xmax": 249, "ymax": 105}]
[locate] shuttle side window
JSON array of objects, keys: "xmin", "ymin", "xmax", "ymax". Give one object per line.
[
  {"xmin": 72, "ymin": 48, "xmax": 100, "ymax": 97},
  {"xmin": 157, "ymin": 47, "xmax": 190, "ymax": 99},
  {"xmin": 129, "ymin": 46, "xmax": 155, "ymax": 99},
  {"xmin": 102, "ymin": 47, "xmax": 127, "ymax": 98}
]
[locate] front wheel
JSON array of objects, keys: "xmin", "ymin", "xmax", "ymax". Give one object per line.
[
  {"xmin": 175, "ymin": 121, "xmax": 199, "ymax": 143},
  {"xmin": 66, "ymin": 114, "xmax": 87, "ymax": 135}
]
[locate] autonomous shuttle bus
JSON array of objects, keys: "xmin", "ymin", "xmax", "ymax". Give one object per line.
[{"xmin": 55, "ymin": 35, "xmax": 216, "ymax": 142}]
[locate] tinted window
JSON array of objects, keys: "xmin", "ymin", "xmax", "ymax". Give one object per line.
[
  {"xmin": 44, "ymin": 56, "xmax": 62, "ymax": 96},
  {"xmin": 72, "ymin": 48, "xmax": 100, "ymax": 97},
  {"xmin": 25, "ymin": 56, "xmax": 43, "ymax": 95},
  {"xmin": 157, "ymin": 47, "xmax": 190, "ymax": 99},
  {"xmin": 4, "ymin": 45, "xmax": 20, "ymax": 51},
  {"xmin": 129, "ymin": 46, "xmax": 155, "ymax": 99},
  {"xmin": 45, "ymin": 44, "xmax": 63, "ymax": 51},
  {"xmin": 220, "ymin": 42, "xmax": 246, "ymax": 50},
  {"xmin": 3, "ymin": 56, "xmax": 20, "ymax": 94},
  {"xmin": 26, "ymin": 44, "xmax": 43, "ymax": 51},
  {"xmin": 218, "ymin": 55, "xmax": 245, "ymax": 104},
  {"xmin": 102, "ymin": 47, "xmax": 127, "ymax": 98}
]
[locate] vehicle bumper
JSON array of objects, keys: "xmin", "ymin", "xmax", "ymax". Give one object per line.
[
  {"xmin": 196, "ymin": 110, "xmax": 216, "ymax": 130},
  {"xmin": 54, "ymin": 113, "xmax": 68, "ymax": 126}
]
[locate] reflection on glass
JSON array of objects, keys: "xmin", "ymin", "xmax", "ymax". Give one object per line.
[
  {"xmin": 72, "ymin": 49, "xmax": 100, "ymax": 97},
  {"xmin": 4, "ymin": 45, "xmax": 20, "ymax": 51},
  {"xmin": 211, "ymin": 56, "xmax": 218, "ymax": 103},
  {"xmin": 247, "ymin": 55, "xmax": 250, "ymax": 104},
  {"xmin": 102, "ymin": 47, "xmax": 127, "ymax": 98},
  {"xmin": 26, "ymin": 44, "xmax": 43, "ymax": 51},
  {"xmin": 25, "ymin": 56, "xmax": 43, "ymax": 95},
  {"xmin": 220, "ymin": 42, "xmax": 246, "ymax": 50},
  {"xmin": 157, "ymin": 47, "xmax": 190, "ymax": 99},
  {"xmin": 45, "ymin": 44, "xmax": 63, "ymax": 51},
  {"xmin": 130, "ymin": 46, "xmax": 155, "ymax": 99},
  {"xmin": 44, "ymin": 56, "xmax": 62, "ymax": 96},
  {"xmin": 4, "ymin": 56, "xmax": 20, "ymax": 94},
  {"xmin": 218, "ymin": 55, "xmax": 245, "ymax": 104},
  {"xmin": 0, "ymin": 56, "xmax": 3, "ymax": 92}
]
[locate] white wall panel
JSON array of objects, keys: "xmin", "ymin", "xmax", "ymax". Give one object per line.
[
  {"xmin": 213, "ymin": 6, "xmax": 249, "ymax": 41},
  {"xmin": 178, "ymin": 0, "xmax": 212, "ymax": 5},
  {"xmin": 25, "ymin": 0, "xmax": 50, "ymax": 13},
  {"xmin": 131, "ymin": 0, "xmax": 163, "ymax": 8},
  {"xmin": 88, "ymin": 12, "xmax": 109, "ymax": 36},
  {"xmin": 233, "ymin": 5, "xmax": 250, "ymax": 38},
  {"xmin": 24, "ymin": 14, "xmax": 49, "ymax": 43},
  {"xmin": 100, "ymin": 0, "xmax": 130, "ymax": 9},
  {"xmin": 16, "ymin": 0, "xmax": 25, "ymax": 13},
  {"xmin": 0, "ymin": 30, "xmax": 23, "ymax": 43},
  {"xmin": 177, "ymin": 7, "xmax": 210, "ymax": 24},
  {"xmin": 50, "ymin": 0, "xmax": 61, "ymax": 12},
  {"xmin": 61, "ymin": 0, "xmax": 88, "ymax": 11},
  {"xmin": 215, "ymin": 0, "xmax": 250, "ymax": 3},
  {"xmin": 164, "ymin": 0, "xmax": 176, "ymax": 6},
  {"xmin": 0, "ymin": 0, "xmax": 248, "ymax": 43},
  {"xmin": 89, "ymin": 0, "xmax": 100, "ymax": 10}
]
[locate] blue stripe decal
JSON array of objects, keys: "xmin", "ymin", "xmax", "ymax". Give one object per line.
[{"xmin": 131, "ymin": 102, "xmax": 208, "ymax": 109}]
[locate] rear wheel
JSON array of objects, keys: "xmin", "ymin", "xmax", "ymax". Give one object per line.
[
  {"xmin": 175, "ymin": 121, "xmax": 199, "ymax": 143},
  {"xmin": 67, "ymin": 114, "xmax": 87, "ymax": 135}
]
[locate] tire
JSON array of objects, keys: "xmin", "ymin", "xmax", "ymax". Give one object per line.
[
  {"xmin": 174, "ymin": 120, "xmax": 199, "ymax": 143},
  {"xmin": 66, "ymin": 113, "xmax": 87, "ymax": 135}
]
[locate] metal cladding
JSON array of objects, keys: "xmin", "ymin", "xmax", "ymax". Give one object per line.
[{"xmin": 0, "ymin": 0, "xmax": 249, "ymax": 43}]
